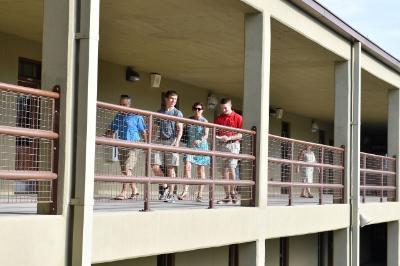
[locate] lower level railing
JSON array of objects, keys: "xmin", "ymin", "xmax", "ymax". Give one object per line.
[
  {"xmin": 268, "ymin": 134, "xmax": 345, "ymax": 206},
  {"xmin": 94, "ymin": 101, "xmax": 256, "ymax": 211},
  {"xmin": 360, "ymin": 152, "xmax": 396, "ymax": 203},
  {"xmin": 0, "ymin": 82, "xmax": 60, "ymax": 213}
]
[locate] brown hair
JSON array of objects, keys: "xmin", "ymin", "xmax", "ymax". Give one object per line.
[{"xmin": 192, "ymin": 102, "xmax": 204, "ymax": 110}]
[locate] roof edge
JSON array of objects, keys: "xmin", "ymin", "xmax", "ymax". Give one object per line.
[{"xmin": 289, "ymin": 0, "xmax": 400, "ymax": 75}]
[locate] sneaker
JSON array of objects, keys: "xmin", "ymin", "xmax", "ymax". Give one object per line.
[
  {"xmin": 231, "ymin": 193, "xmax": 239, "ymax": 204},
  {"xmin": 164, "ymin": 194, "xmax": 176, "ymax": 203},
  {"xmin": 217, "ymin": 196, "xmax": 231, "ymax": 204},
  {"xmin": 159, "ymin": 188, "xmax": 169, "ymax": 201}
]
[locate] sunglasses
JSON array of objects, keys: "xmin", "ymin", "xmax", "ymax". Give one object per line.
[{"xmin": 193, "ymin": 107, "xmax": 203, "ymax": 111}]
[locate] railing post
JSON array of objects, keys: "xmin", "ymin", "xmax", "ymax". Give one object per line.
[
  {"xmin": 362, "ymin": 154, "xmax": 366, "ymax": 203},
  {"xmin": 50, "ymin": 85, "xmax": 60, "ymax": 214},
  {"xmin": 289, "ymin": 141, "xmax": 294, "ymax": 206},
  {"xmin": 209, "ymin": 127, "xmax": 217, "ymax": 209},
  {"xmin": 319, "ymin": 147, "xmax": 324, "ymax": 205},
  {"xmin": 251, "ymin": 126, "xmax": 257, "ymax": 207},
  {"xmin": 144, "ymin": 114, "xmax": 153, "ymax": 211},
  {"xmin": 381, "ymin": 157, "xmax": 384, "ymax": 202},
  {"xmin": 341, "ymin": 145, "xmax": 345, "ymax": 204}
]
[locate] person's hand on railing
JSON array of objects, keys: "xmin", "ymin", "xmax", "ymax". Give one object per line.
[{"xmin": 193, "ymin": 140, "xmax": 201, "ymax": 147}]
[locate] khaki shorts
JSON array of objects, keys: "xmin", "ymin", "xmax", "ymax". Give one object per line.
[
  {"xmin": 119, "ymin": 149, "xmax": 138, "ymax": 174},
  {"xmin": 151, "ymin": 138, "xmax": 180, "ymax": 167},
  {"xmin": 218, "ymin": 141, "xmax": 240, "ymax": 169}
]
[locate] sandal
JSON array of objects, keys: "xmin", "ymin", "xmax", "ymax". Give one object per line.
[
  {"xmin": 129, "ymin": 193, "xmax": 140, "ymax": 199},
  {"xmin": 178, "ymin": 191, "xmax": 189, "ymax": 200},
  {"xmin": 196, "ymin": 195, "xmax": 203, "ymax": 203},
  {"xmin": 115, "ymin": 193, "xmax": 128, "ymax": 200}
]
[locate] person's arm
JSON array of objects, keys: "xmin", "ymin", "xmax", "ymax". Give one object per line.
[
  {"xmin": 297, "ymin": 150, "xmax": 304, "ymax": 173},
  {"xmin": 138, "ymin": 116, "xmax": 148, "ymax": 143},
  {"xmin": 105, "ymin": 114, "xmax": 118, "ymax": 137},
  {"xmin": 174, "ymin": 122, "xmax": 183, "ymax": 146}
]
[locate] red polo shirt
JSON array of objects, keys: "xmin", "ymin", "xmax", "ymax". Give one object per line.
[{"xmin": 214, "ymin": 111, "xmax": 243, "ymax": 136}]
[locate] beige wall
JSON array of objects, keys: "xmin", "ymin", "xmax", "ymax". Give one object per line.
[
  {"xmin": 289, "ymin": 234, "xmax": 318, "ymax": 266},
  {"xmin": 175, "ymin": 247, "xmax": 228, "ymax": 266},
  {"xmin": 97, "ymin": 60, "xmax": 242, "ymax": 123},
  {"xmin": 265, "ymin": 239, "xmax": 280, "ymax": 266},
  {"xmin": 269, "ymin": 113, "xmax": 334, "ymax": 145},
  {"xmin": 0, "ymin": 31, "xmax": 42, "ymax": 84},
  {"xmin": 93, "ymin": 256, "xmax": 157, "ymax": 266}
]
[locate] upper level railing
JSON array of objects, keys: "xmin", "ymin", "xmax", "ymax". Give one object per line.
[
  {"xmin": 360, "ymin": 152, "xmax": 396, "ymax": 203},
  {"xmin": 268, "ymin": 134, "xmax": 345, "ymax": 206},
  {"xmin": 0, "ymin": 82, "xmax": 59, "ymax": 213},
  {"xmin": 95, "ymin": 101, "xmax": 256, "ymax": 211}
]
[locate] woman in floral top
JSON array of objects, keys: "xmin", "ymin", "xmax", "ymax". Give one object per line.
[{"xmin": 178, "ymin": 102, "xmax": 210, "ymax": 202}]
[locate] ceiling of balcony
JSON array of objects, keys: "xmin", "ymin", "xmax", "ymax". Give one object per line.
[{"xmin": 0, "ymin": 0, "xmax": 395, "ymax": 125}]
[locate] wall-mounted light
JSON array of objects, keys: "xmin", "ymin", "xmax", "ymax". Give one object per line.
[
  {"xmin": 150, "ymin": 73, "xmax": 162, "ymax": 88},
  {"xmin": 270, "ymin": 107, "xmax": 284, "ymax": 119},
  {"xmin": 311, "ymin": 119, "xmax": 319, "ymax": 133},
  {"xmin": 126, "ymin": 67, "xmax": 140, "ymax": 82},
  {"xmin": 207, "ymin": 93, "xmax": 218, "ymax": 110}
]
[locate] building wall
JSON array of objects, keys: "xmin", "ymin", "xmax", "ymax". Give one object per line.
[
  {"xmin": 265, "ymin": 239, "xmax": 280, "ymax": 266},
  {"xmin": 288, "ymin": 234, "xmax": 318, "ymax": 266},
  {"xmin": 93, "ymin": 256, "xmax": 157, "ymax": 266},
  {"xmin": 175, "ymin": 247, "xmax": 229, "ymax": 266}
]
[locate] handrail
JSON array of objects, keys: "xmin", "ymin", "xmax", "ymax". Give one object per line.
[
  {"xmin": 0, "ymin": 126, "xmax": 59, "ymax": 140},
  {"xmin": 269, "ymin": 134, "xmax": 345, "ymax": 152},
  {"xmin": 97, "ymin": 101, "xmax": 256, "ymax": 135},
  {"xmin": 360, "ymin": 152, "xmax": 396, "ymax": 161},
  {"xmin": 96, "ymin": 137, "xmax": 255, "ymax": 161},
  {"xmin": 0, "ymin": 82, "xmax": 60, "ymax": 99}
]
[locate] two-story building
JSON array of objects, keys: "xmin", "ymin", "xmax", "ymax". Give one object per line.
[{"xmin": 0, "ymin": 0, "xmax": 400, "ymax": 265}]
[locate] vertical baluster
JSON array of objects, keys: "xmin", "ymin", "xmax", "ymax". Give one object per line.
[
  {"xmin": 319, "ymin": 147, "xmax": 324, "ymax": 205},
  {"xmin": 144, "ymin": 114, "xmax": 153, "ymax": 211},
  {"xmin": 209, "ymin": 127, "xmax": 217, "ymax": 209}
]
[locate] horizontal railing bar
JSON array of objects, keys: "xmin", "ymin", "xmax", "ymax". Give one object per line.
[
  {"xmin": 360, "ymin": 152, "xmax": 396, "ymax": 161},
  {"xmin": 360, "ymin": 185, "xmax": 397, "ymax": 190},
  {"xmin": 97, "ymin": 101, "xmax": 256, "ymax": 135},
  {"xmin": 268, "ymin": 181, "xmax": 344, "ymax": 189},
  {"xmin": 360, "ymin": 168, "xmax": 396, "ymax": 175},
  {"xmin": 96, "ymin": 137, "xmax": 255, "ymax": 161},
  {"xmin": 0, "ymin": 126, "xmax": 59, "ymax": 140},
  {"xmin": 0, "ymin": 170, "xmax": 57, "ymax": 180},
  {"xmin": 0, "ymin": 82, "xmax": 60, "ymax": 99},
  {"xmin": 95, "ymin": 176, "xmax": 255, "ymax": 186},
  {"xmin": 269, "ymin": 134, "xmax": 345, "ymax": 152},
  {"xmin": 268, "ymin": 157, "xmax": 344, "ymax": 170}
]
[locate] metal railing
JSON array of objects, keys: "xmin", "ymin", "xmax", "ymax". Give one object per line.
[
  {"xmin": 360, "ymin": 152, "xmax": 396, "ymax": 203},
  {"xmin": 95, "ymin": 101, "xmax": 256, "ymax": 210},
  {"xmin": 0, "ymin": 82, "xmax": 59, "ymax": 212},
  {"xmin": 268, "ymin": 134, "xmax": 345, "ymax": 206}
]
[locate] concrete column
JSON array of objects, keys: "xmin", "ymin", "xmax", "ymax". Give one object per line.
[
  {"xmin": 388, "ymin": 89, "xmax": 400, "ymax": 198},
  {"xmin": 350, "ymin": 42, "xmax": 362, "ymax": 266},
  {"xmin": 333, "ymin": 60, "xmax": 351, "ymax": 266},
  {"xmin": 388, "ymin": 221, "xmax": 400, "ymax": 266},
  {"xmin": 242, "ymin": 12, "xmax": 271, "ymax": 208},
  {"xmin": 387, "ymin": 89, "xmax": 400, "ymax": 265},
  {"xmin": 238, "ymin": 240, "xmax": 265, "ymax": 266},
  {"xmin": 40, "ymin": 0, "xmax": 75, "ymax": 215},
  {"xmin": 70, "ymin": 0, "xmax": 100, "ymax": 265}
]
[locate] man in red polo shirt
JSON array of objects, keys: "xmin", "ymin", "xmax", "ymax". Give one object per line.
[{"xmin": 214, "ymin": 98, "xmax": 243, "ymax": 204}]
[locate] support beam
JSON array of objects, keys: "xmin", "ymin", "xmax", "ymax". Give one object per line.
[
  {"xmin": 387, "ymin": 89, "xmax": 400, "ymax": 265},
  {"xmin": 388, "ymin": 89, "xmax": 400, "ymax": 199},
  {"xmin": 243, "ymin": 12, "xmax": 271, "ymax": 208},
  {"xmin": 70, "ymin": 0, "xmax": 100, "ymax": 265},
  {"xmin": 333, "ymin": 60, "xmax": 351, "ymax": 266},
  {"xmin": 350, "ymin": 42, "xmax": 362, "ymax": 266},
  {"xmin": 41, "ymin": 0, "xmax": 75, "ymax": 215}
]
